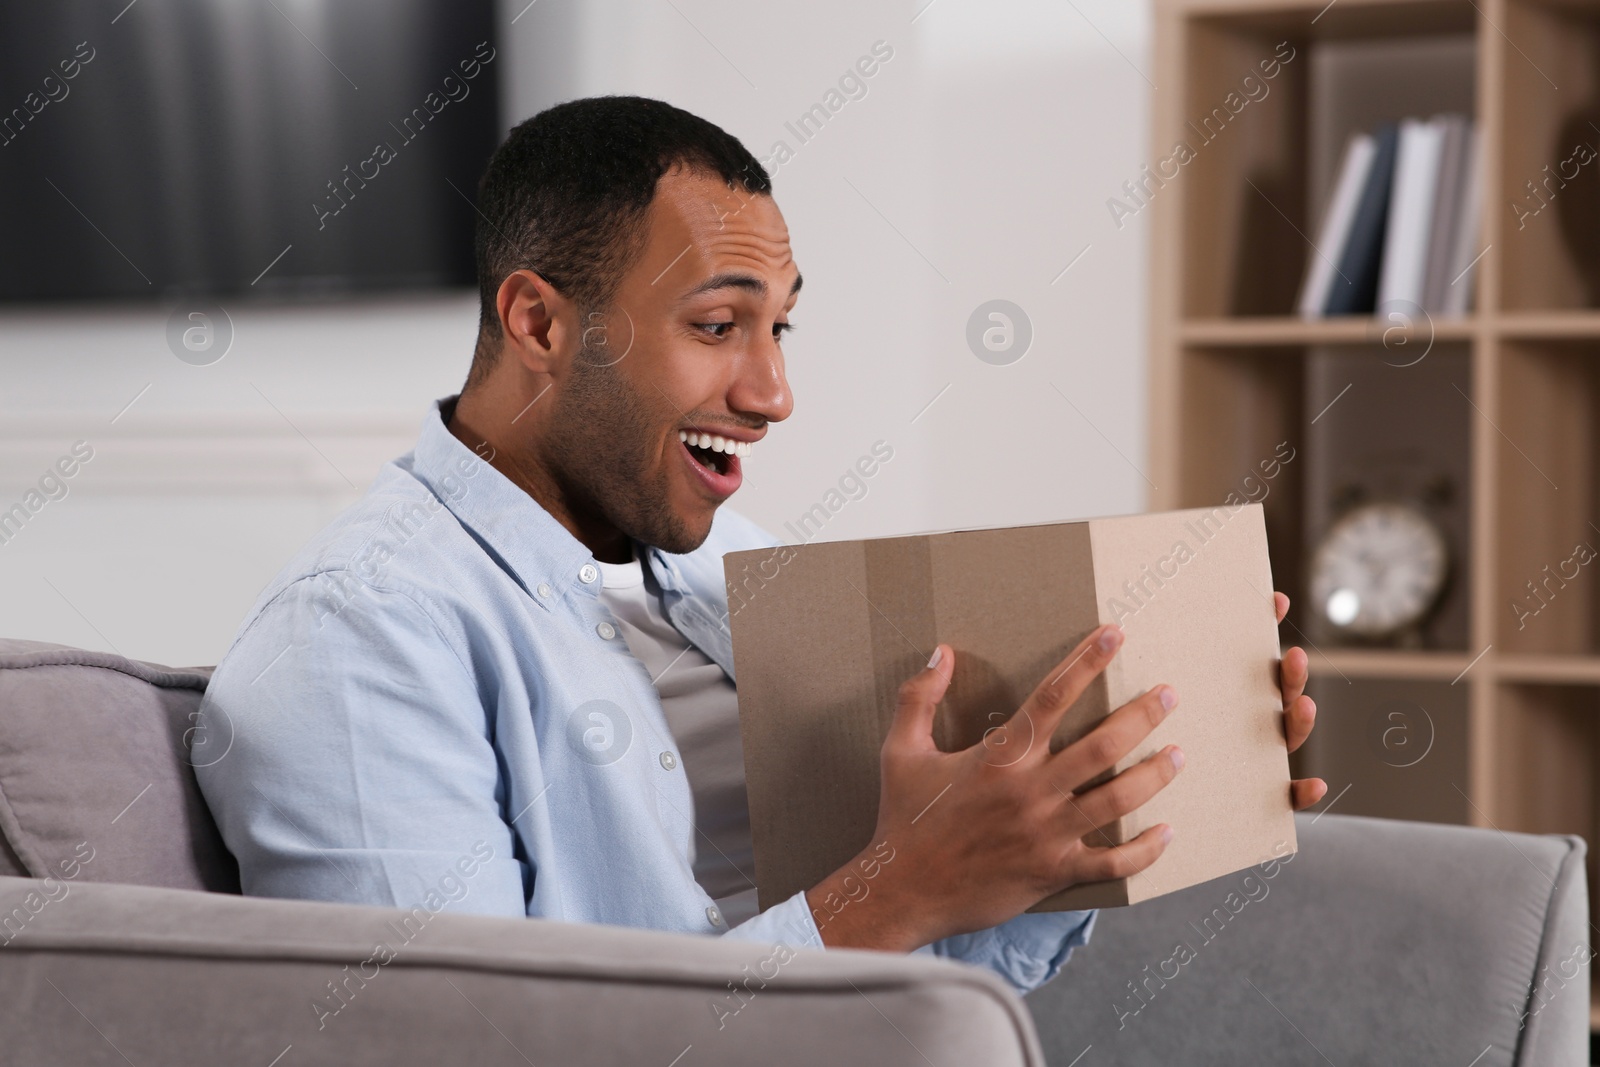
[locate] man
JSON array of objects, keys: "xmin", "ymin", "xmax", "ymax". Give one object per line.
[{"xmin": 196, "ymin": 96, "xmax": 1324, "ymax": 997}]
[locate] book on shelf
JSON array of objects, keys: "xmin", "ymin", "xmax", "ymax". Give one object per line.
[
  {"xmin": 1299, "ymin": 114, "xmax": 1480, "ymax": 319},
  {"xmin": 1420, "ymin": 115, "xmax": 1472, "ymax": 313},
  {"xmin": 1296, "ymin": 131, "xmax": 1375, "ymax": 317},
  {"xmin": 1322, "ymin": 123, "xmax": 1398, "ymax": 317},
  {"xmin": 1441, "ymin": 124, "xmax": 1483, "ymax": 317},
  {"xmin": 1378, "ymin": 118, "xmax": 1448, "ymax": 310}
]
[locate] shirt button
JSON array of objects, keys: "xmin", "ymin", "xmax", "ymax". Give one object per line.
[
  {"xmin": 596, "ymin": 622, "xmax": 617, "ymax": 640},
  {"xmin": 706, "ymin": 905, "xmax": 723, "ymax": 927},
  {"xmin": 536, "ymin": 582, "xmax": 552, "ymax": 599},
  {"xmin": 659, "ymin": 751, "xmax": 678, "ymax": 771},
  {"xmin": 579, "ymin": 564, "xmax": 599, "ymax": 584}
]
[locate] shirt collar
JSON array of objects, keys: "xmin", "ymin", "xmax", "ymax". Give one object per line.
[{"xmin": 411, "ymin": 394, "xmax": 599, "ymax": 599}]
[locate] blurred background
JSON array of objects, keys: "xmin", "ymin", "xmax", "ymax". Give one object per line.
[{"xmin": 0, "ymin": 0, "xmax": 1149, "ymax": 666}]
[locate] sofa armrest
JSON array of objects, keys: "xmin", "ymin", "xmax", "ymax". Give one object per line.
[
  {"xmin": 1025, "ymin": 813, "xmax": 1589, "ymax": 1066},
  {"xmin": 0, "ymin": 874, "xmax": 1043, "ymax": 1066}
]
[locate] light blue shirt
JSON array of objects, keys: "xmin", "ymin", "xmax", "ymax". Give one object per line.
[{"xmin": 195, "ymin": 396, "xmax": 1096, "ymax": 994}]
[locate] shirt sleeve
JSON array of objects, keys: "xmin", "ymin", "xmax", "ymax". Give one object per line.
[
  {"xmin": 194, "ymin": 572, "xmax": 529, "ymax": 917},
  {"xmin": 720, "ymin": 883, "xmax": 1095, "ymax": 996},
  {"xmin": 919, "ymin": 909, "xmax": 1100, "ymax": 995},
  {"xmin": 720, "ymin": 890, "xmax": 825, "ymax": 951}
]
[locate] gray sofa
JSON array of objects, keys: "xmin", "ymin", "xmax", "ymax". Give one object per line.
[{"xmin": 0, "ymin": 639, "xmax": 1587, "ymax": 1065}]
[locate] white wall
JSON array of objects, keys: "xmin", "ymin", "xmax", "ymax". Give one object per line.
[{"xmin": 0, "ymin": 0, "xmax": 1150, "ymax": 665}]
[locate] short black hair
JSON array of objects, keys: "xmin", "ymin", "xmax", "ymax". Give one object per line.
[{"xmin": 466, "ymin": 95, "xmax": 772, "ymax": 388}]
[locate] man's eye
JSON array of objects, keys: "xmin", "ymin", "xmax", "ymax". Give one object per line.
[{"xmin": 693, "ymin": 321, "xmax": 795, "ymax": 340}]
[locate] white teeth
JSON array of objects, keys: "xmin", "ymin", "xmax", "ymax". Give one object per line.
[{"xmin": 679, "ymin": 430, "xmax": 754, "ymax": 459}]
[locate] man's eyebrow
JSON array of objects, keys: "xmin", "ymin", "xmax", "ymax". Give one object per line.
[{"xmin": 682, "ymin": 271, "xmax": 804, "ymax": 300}]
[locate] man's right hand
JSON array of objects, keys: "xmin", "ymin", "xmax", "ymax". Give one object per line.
[{"xmin": 806, "ymin": 623, "xmax": 1182, "ymax": 951}]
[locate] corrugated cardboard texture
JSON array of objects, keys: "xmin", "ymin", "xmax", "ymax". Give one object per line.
[
  {"xmin": 725, "ymin": 504, "xmax": 1296, "ymax": 916},
  {"xmin": 725, "ymin": 540, "xmax": 882, "ymax": 915},
  {"xmin": 1074, "ymin": 506, "xmax": 1297, "ymax": 908}
]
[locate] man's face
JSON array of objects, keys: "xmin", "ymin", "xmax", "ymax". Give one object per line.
[{"xmin": 542, "ymin": 167, "xmax": 798, "ymax": 554}]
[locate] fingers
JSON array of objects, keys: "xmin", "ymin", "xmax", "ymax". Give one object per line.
[
  {"xmin": 1014, "ymin": 624, "xmax": 1124, "ymax": 746},
  {"xmin": 886, "ymin": 644, "xmax": 953, "ymax": 754},
  {"xmin": 1280, "ymin": 645, "xmax": 1309, "ymax": 709},
  {"xmin": 1274, "ymin": 591, "xmax": 1290, "ymax": 624},
  {"xmin": 1285, "ymin": 693, "xmax": 1316, "ymax": 753},
  {"xmin": 1048, "ymin": 682, "xmax": 1177, "ymax": 789},
  {"xmin": 1291, "ymin": 777, "xmax": 1328, "ymax": 811},
  {"xmin": 1057, "ymin": 742, "xmax": 1184, "ymax": 830},
  {"xmin": 1063, "ymin": 822, "xmax": 1174, "ymax": 883}
]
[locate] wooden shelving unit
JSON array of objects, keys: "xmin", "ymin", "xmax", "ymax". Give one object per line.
[{"xmin": 1151, "ymin": 0, "xmax": 1600, "ymax": 1026}]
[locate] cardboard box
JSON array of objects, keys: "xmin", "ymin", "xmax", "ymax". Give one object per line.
[{"xmin": 724, "ymin": 503, "xmax": 1297, "ymax": 912}]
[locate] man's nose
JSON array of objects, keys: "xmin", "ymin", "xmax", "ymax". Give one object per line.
[{"xmin": 731, "ymin": 335, "xmax": 794, "ymax": 424}]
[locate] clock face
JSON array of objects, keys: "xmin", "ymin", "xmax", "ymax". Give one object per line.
[{"xmin": 1311, "ymin": 502, "xmax": 1448, "ymax": 637}]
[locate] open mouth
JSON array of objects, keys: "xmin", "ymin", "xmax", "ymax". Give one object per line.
[{"xmin": 678, "ymin": 429, "xmax": 750, "ymax": 478}]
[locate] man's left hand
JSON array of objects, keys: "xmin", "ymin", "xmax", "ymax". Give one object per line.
[{"xmin": 1275, "ymin": 591, "xmax": 1328, "ymax": 812}]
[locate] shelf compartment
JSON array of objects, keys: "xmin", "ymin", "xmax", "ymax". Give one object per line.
[
  {"xmin": 1497, "ymin": 1, "xmax": 1600, "ymax": 311},
  {"xmin": 1176, "ymin": 345, "xmax": 1308, "ymax": 615},
  {"xmin": 1177, "ymin": 9, "xmax": 1478, "ymax": 318},
  {"xmin": 1494, "ymin": 339, "xmax": 1600, "ymax": 655},
  {"xmin": 1302, "ymin": 343, "xmax": 1474, "ymax": 650},
  {"xmin": 1294, "ymin": 676, "xmax": 1471, "ymax": 825},
  {"xmin": 1177, "ymin": 18, "xmax": 1311, "ymax": 318}
]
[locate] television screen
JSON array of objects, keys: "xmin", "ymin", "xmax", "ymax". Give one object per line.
[{"xmin": 0, "ymin": 0, "xmax": 499, "ymax": 302}]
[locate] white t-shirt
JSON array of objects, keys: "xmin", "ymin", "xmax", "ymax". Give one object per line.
[{"xmin": 595, "ymin": 553, "xmax": 760, "ymax": 926}]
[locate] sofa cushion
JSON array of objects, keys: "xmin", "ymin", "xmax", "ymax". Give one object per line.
[{"xmin": 0, "ymin": 639, "xmax": 238, "ymax": 893}]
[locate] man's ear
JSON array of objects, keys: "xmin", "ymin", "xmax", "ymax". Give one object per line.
[{"xmin": 495, "ymin": 269, "xmax": 578, "ymax": 375}]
